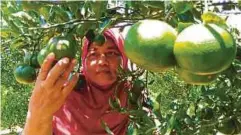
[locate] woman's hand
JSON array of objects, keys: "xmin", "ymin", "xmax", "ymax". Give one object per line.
[{"xmin": 28, "ymin": 53, "xmax": 79, "ymax": 121}]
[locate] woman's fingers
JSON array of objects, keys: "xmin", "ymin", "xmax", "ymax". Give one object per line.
[
  {"xmin": 38, "ymin": 53, "xmax": 55, "ymax": 81},
  {"xmin": 54, "ymin": 59, "xmax": 77, "ymax": 89},
  {"xmin": 60, "ymin": 59, "xmax": 77, "ymax": 80},
  {"xmin": 45, "ymin": 57, "xmax": 70, "ymax": 87},
  {"xmin": 62, "ymin": 73, "xmax": 79, "ymax": 97}
]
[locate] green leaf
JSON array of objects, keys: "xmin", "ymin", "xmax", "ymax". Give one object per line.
[
  {"xmin": 145, "ymin": 127, "xmax": 157, "ymax": 135},
  {"xmin": 69, "ymin": 2, "xmax": 84, "ymax": 19},
  {"xmin": 76, "ymin": 23, "xmax": 94, "ymax": 38},
  {"xmin": 1, "ymin": 2, "xmax": 17, "ymax": 15},
  {"xmin": 166, "ymin": 115, "xmax": 176, "ymax": 135},
  {"xmin": 129, "ymin": 110, "xmax": 145, "ymax": 117},
  {"xmin": 143, "ymin": 115, "xmax": 155, "ymax": 127},
  {"xmin": 184, "ymin": 116, "xmax": 194, "ymax": 125},
  {"xmin": 238, "ymin": 1, "xmax": 241, "ymax": 10},
  {"xmin": 75, "ymin": 8, "xmax": 83, "ymax": 19},
  {"xmin": 91, "ymin": 1, "xmax": 107, "ymax": 19},
  {"xmin": 187, "ymin": 103, "xmax": 196, "ymax": 117},
  {"xmin": 177, "ymin": 10, "xmax": 195, "ymax": 23},
  {"xmin": 172, "ymin": 1, "xmax": 193, "ymax": 14},
  {"xmin": 142, "ymin": 1, "xmax": 164, "ymax": 9},
  {"xmin": 22, "ymin": 1, "xmax": 42, "ymax": 11},
  {"xmin": 38, "ymin": 6, "xmax": 51, "ymax": 20},
  {"xmin": 192, "ymin": 7, "xmax": 202, "ymax": 20},
  {"xmin": 68, "ymin": 2, "xmax": 83, "ymax": 17},
  {"xmin": 167, "ymin": 15, "xmax": 179, "ymax": 27},
  {"xmin": 108, "ymin": 97, "xmax": 121, "ymax": 110},
  {"xmin": 11, "ymin": 11, "xmax": 36, "ymax": 26},
  {"xmin": 98, "ymin": 18, "xmax": 114, "ymax": 34},
  {"xmin": 0, "ymin": 28, "xmax": 11, "ymax": 38},
  {"xmin": 10, "ymin": 38, "xmax": 25, "ymax": 49},
  {"xmin": 80, "ymin": 3, "xmax": 88, "ymax": 19},
  {"xmin": 100, "ymin": 119, "xmax": 114, "ymax": 135},
  {"xmin": 8, "ymin": 19, "xmax": 22, "ymax": 35},
  {"xmin": 127, "ymin": 122, "xmax": 138, "ymax": 135},
  {"xmin": 53, "ymin": 6, "xmax": 70, "ymax": 22}
]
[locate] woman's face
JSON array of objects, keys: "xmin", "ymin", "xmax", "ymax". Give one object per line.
[{"xmin": 85, "ymin": 38, "xmax": 122, "ymax": 87}]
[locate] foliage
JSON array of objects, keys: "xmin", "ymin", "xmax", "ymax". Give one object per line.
[
  {"xmin": 1, "ymin": 1, "xmax": 241, "ymax": 134},
  {"xmin": 1, "ymin": 49, "xmax": 32, "ymax": 130}
]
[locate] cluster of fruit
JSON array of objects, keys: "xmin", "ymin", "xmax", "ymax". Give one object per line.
[
  {"xmin": 14, "ymin": 35, "xmax": 77, "ymax": 84},
  {"xmin": 124, "ymin": 18, "xmax": 236, "ymax": 85}
]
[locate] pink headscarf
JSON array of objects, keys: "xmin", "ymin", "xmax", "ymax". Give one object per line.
[{"xmin": 52, "ymin": 29, "xmax": 130, "ymax": 135}]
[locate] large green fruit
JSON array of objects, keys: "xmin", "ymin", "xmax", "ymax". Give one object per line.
[
  {"xmin": 132, "ymin": 79, "xmax": 145, "ymax": 97},
  {"xmin": 234, "ymin": 119, "xmax": 241, "ymax": 134},
  {"xmin": 200, "ymin": 107, "xmax": 214, "ymax": 120},
  {"xmin": 174, "ymin": 24, "xmax": 236, "ymax": 75},
  {"xmin": 216, "ymin": 119, "xmax": 236, "ymax": 134},
  {"xmin": 14, "ymin": 64, "xmax": 36, "ymax": 84},
  {"xmin": 177, "ymin": 68, "xmax": 218, "ymax": 85},
  {"xmin": 129, "ymin": 79, "xmax": 145, "ymax": 106},
  {"xmin": 124, "ymin": 20, "xmax": 177, "ymax": 72},
  {"xmin": 38, "ymin": 35, "xmax": 77, "ymax": 65}
]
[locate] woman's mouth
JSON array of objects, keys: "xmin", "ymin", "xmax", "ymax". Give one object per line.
[{"xmin": 96, "ymin": 68, "xmax": 111, "ymax": 74}]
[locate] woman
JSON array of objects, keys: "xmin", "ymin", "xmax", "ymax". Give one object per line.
[{"xmin": 23, "ymin": 29, "xmax": 131, "ymax": 135}]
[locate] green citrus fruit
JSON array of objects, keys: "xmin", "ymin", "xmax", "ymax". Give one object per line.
[
  {"xmin": 234, "ymin": 119, "xmax": 241, "ymax": 134},
  {"xmin": 201, "ymin": 107, "xmax": 214, "ymax": 120},
  {"xmin": 14, "ymin": 64, "xmax": 36, "ymax": 84},
  {"xmin": 233, "ymin": 118, "xmax": 241, "ymax": 135},
  {"xmin": 124, "ymin": 20, "xmax": 177, "ymax": 72},
  {"xmin": 38, "ymin": 35, "xmax": 77, "ymax": 65},
  {"xmin": 47, "ymin": 36, "xmax": 77, "ymax": 60},
  {"xmin": 129, "ymin": 79, "xmax": 145, "ymax": 106},
  {"xmin": 132, "ymin": 79, "xmax": 145, "ymax": 96},
  {"xmin": 177, "ymin": 68, "xmax": 218, "ymax": 85},
  {"xmin": 174, "ymin": 24, "xmax": 236, "ymax": 75},
  {"xmin": 217, "ymin": 119, "xmax": 236, "ymax": 134},
  {"xmin": 24, "ymin": 52, "xmax": 40, "ymax": 68}
]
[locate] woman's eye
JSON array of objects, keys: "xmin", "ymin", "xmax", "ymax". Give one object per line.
[
  {"xmin": 87, "ymin": 53, "xmax": 98, "ymax": 59},
  {"xmin": 106, "ymin": 52, "xmax": 119, "ymax": 57}
]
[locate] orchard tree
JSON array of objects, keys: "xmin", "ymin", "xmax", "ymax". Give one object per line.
[{"xmin": 1, "ymin": 1, "xmax": 241, "ymax": 135}]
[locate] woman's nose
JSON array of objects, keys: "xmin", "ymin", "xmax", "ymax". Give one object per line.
[{"xmin": 98, "ymin": 54, "xmax": 108, "ymax": 65}]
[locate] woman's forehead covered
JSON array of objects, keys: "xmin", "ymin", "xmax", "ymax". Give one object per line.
[{"xmin": 88, "ymin": 39, "xmax": 119, "ymax": 51}]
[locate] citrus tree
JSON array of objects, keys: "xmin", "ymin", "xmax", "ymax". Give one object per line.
[{"xmin": 1, "ymin": 1, "xmax": 241, "ymax": 134}]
